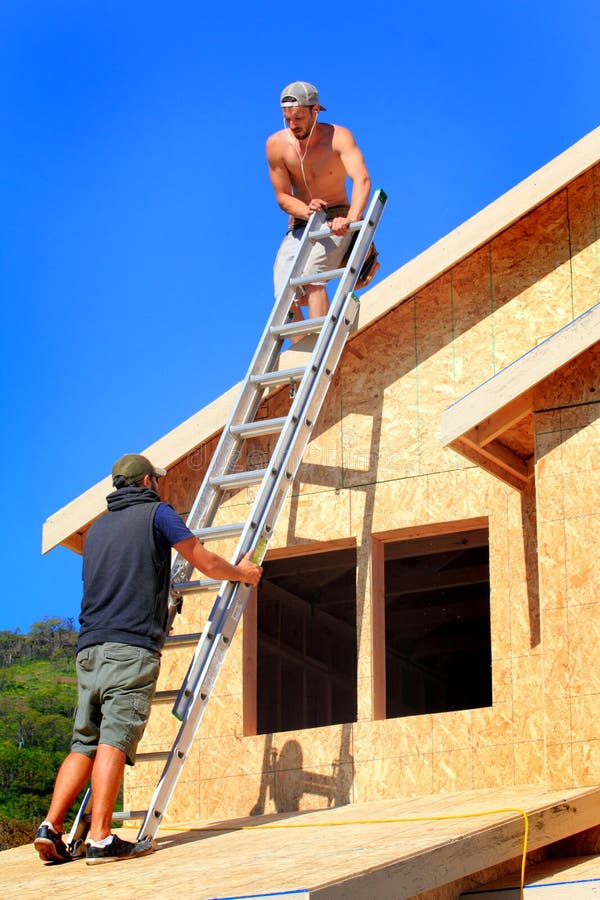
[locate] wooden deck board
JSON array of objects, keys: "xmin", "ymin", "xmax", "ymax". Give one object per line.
[{"xmin": 3, "ymin": 785, "xmax": 600, "ymax": 900}]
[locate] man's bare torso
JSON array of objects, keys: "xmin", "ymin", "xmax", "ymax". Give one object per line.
[{"xmin": 273, "ymin": 122, "xmax": 349, "ymax": 207}]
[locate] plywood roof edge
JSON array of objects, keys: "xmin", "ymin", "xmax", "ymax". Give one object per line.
[
  {"xmin": 41, "ymin": 381, "xmax": 241, "ymax": 554},
  {"xmin": 354, "ymin": 125, "xmax": 600, "ymax": 332}
]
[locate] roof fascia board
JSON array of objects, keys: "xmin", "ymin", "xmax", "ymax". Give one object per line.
[
  {"xmin": 356, "ymin": 126, "xmax": 600, "ymax": 332},
  {"xmin": 440, "ymin": 300, "xmax": 600, "ymax": 449}
]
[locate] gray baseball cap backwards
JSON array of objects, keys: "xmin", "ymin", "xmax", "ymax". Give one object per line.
[
  {"xmin": 280, "ymin": 81, "xmax": 326, "ymax": 111},
  {"xmin": 112, "ymin": 453, "xmax": 167, "ymax": 484}
]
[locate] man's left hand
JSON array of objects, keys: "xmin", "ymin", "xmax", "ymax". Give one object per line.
[{"xmin": 329, "ymin": 216, "xmax": 352, "ymax": 236}]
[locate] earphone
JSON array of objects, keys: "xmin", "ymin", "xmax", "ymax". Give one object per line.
[{"xmin": 283, "ymin": 108, "xmax": 319, "ymax": 197}]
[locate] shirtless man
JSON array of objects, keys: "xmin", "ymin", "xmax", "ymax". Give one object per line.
[{"xmin": 267, "ymin": 81, "xmax": 371, "ymax": 324}]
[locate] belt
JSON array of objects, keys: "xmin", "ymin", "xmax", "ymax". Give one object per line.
[{"xmin": 289, "ymin": 204, "xmax": 350, "ymax": 233}]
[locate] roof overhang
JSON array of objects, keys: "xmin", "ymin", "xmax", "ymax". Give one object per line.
[
  {"xmin": 440, "ymin": 301, "xmax": 600, "ymax": 489},
  {"xmin": 42, "ymin": 382, "xmax": 241, "ymax": 554}
]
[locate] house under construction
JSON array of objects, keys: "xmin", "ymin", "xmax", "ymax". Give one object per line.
[{"xmin": 7, "ymin": 125, "xmax": 600, "ymax": 899}]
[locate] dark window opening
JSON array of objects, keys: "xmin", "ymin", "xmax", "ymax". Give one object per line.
[
  {"xmin": 384, "ymin": 527, "xmax": 491, "ymax": 718},
  {"xmin": 257, "ymin": 546, "xmax": 357, "ymax": 734}
]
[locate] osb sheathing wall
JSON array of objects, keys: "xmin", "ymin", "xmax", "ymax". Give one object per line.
[
  {"xmin": 125, "ymin": 165, "xmax": 600, "ymax": 824},
  {"xmin": 535, "ymin": 346, "xmax": 600, "ymax": 788}
]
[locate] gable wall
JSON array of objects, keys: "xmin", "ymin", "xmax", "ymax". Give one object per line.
[{"xmin": 125, "ymin": 165, "xmax": 600, "ymax": 824}]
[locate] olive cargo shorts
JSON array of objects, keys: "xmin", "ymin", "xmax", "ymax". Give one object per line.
[{"xmin": 72, "ymin": 642, "xmax": 160, "ymax": 765}]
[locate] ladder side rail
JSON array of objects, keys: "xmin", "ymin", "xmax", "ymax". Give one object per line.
[
  {"xmin": 66, "ymin": 786, "xmax": 92, "ymax": 856},
  {"xmin": 203, "ymin": 295, "xmax": 364, "ymax": 657},
  {"xmin": 168, "ymin": 188, "xmax": 381, "ymax": 561},
  {"xmin": 324, "ymin": 189, "xmax": 387, "ymax": 304},
  {"xmin": 147, "ymin": 291, "xmax": 364, "ymax": 843},
  {"xmin": 248, "ymin": 295, "xmax": 363, "ymax": 548},
  {"xmin": 136, "ymin": 610, "xmax": 240, "ymax": 842},
  {"xmin": 241, "ymin": 296, "xmax": 363, "ymax": 555},
  {"xmin": 168, "ymin": 577, "xmax": 232, "ymax": 701},
  {"xmin": 171, "ymin": 287, "xmax": 363, "ymax": 720},
  {"xmin": 170, "ymin": 191, "xmax": 387, "ymax": 715},
  {"xmin": 164, "ymin": 210, "xmax": 327, "ymax": 593},
  {"xmin": 139, "ymin": 192, "xmax": 387, "ymax": 842},
  {"xmin": 182, "ymin": 208, "xmax": 326, "ymax": 535},
  {"xmin": 238, "ymin": 189, "xmax": 386, "ymax": 527}
]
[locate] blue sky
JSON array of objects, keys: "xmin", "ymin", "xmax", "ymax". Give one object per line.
[{"xmin": 1, "ymin": 1, "xmax": 598, "ymax": 633}]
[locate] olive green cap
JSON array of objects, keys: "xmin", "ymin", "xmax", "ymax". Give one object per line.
[{"xmin": 111, "ymin": 453, "xmax": 166, "ymax": 484}]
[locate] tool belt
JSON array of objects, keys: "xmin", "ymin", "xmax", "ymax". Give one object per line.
[{"xmin": 354, "ymin": 241, "xmax": 380, "ymax": 289}]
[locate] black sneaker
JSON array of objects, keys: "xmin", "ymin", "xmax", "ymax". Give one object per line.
[
  {"xmin": 85, "ymin": 833, "xmax": 153, "ymax": 865},
  {"xmin": 34, "ymin": 824, "xmax": 72, "ymax": 864}
]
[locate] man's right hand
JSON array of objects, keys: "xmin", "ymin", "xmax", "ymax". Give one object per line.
[
  {"xmin": 174, "ymin": 538, "xmax": 263, "ymax": 586},
  {"xmin": 237, "ymin": 551, "xmax": 263, "ymax": 585},
  {"xmin": 307, "ymin": 198, "xmax": 328, "ymax": 214}
]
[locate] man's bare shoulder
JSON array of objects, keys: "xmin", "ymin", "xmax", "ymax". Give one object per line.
[
  {"xmin": 266, "ymin": 129, "xmax": 289, "ymax": 160},
  {"xmin": 330, "ymin": 123, "xmax": 358, "ymax": 149}
]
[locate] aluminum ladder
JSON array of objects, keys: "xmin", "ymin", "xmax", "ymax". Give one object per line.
[{"xmin": 68, "ymin": 188, "xmax": 387, "ymax": 854}]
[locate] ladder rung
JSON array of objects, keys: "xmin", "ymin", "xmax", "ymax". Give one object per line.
[
  {"xmin": 291, "ymin": 267, "xmax": 346, "ymax": 287},
  {"xmin": 193, "ymin": 522, "xmax": 245, "ymax": 541},
  {"xmin": 77, "ymin": 809, "xmax": 147, "ymax": 825},
  {"xmin": 210, "ymin": 468, "xmax": 267, "ymax": 490},
  {"xmin": 271, "ymin": 317, "xmax": 326, "ymax": 340},
  {"xmin": 152, "ymin": 690, "xmax": 179, "ymax": 704},
  {"xmin": 172, "ymin": 578, "xmax": 221, "ymax": 595},
  {"xmin": 112, "ymin": 810, "xmax": 146, "ymax": 822},
  {"xmin": 308, "ymin": 219, "xmax": 362, "ymax": 241},
  {"xmin": 250, "ymin": 366, "xmax": 306, "ymax": 389},
  {"xmin": 137, "ymin": 751, "xmax": 170, "ymax": 762},
  {"xmin": 164, "ymin": 632, "xmax": 203, "ymax": 647},
  {"xmin": 230, "ymin": 416, "xmax": 287, "ymax": 439}
]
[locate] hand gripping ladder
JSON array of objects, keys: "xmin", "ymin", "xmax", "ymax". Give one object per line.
[{"xmin": 68, "ymin": 189, "xmax": 386, "ymax": 854}]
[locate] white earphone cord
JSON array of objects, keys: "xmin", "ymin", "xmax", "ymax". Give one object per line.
[{"xmin": 284, "ymin": 111, "xmax": 318, "ymax": 199}]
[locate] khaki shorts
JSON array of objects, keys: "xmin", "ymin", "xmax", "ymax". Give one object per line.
[
  {"xmin": 273, "ymin": 226, "xmax": 353, "ymax": 298},
  {"xmin": 72, "ymin": 642, "xmax": 160, "ymax": 765}
]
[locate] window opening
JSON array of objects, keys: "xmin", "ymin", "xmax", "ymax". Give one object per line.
[
  {"xmin": 383, "ymin": 526, "xmax": 491, "ymax": 717},
  {"xmin": 257, "ymin": 546, "xmax": 357, "ymax": 734}
]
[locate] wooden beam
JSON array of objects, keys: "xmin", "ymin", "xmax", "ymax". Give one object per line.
[
  {"xmin": 242, "ymin": 589, "xmax": 257, "ymax": 736},
  {"xmin": 385, "ymin": 563, "xmax": 490, "ymax": 597},
  {"xmin": 461, "ymin": 435, "xmax": 533, "ymax": 483},
  {"xmin": 384, "ymin": 527, "xmax": 489, "ymax": 560},
  {"xmin": 264, "ymin": 537, "xmax": 356, "ymax": 563},
  {"xmin": 60, "ymin": 533, "xmax": 85, "ymax": 554},
  {"xmin": 449, "ymin": 439, "xmax": 528, "ymax": 491},
  {"xmin": 371, "ymin": 536, "xmax": 386, "ymax": 721},
  {"xmin": 373, "ymin": 517, "xmax": 489, "ymax": 547},
  {"xmin": 470, "ymin": 390, "xmax": 533, "ymax": 447}
]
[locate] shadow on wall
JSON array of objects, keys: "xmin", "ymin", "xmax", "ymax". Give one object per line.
[{"xmin": 250, "ymin": 724, "xmax": 353, "ymax": 816}]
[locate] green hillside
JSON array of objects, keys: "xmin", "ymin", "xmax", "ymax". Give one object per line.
[{"xmin": 0, "ymin": 618, "xmax": 80, "ymax": 851}]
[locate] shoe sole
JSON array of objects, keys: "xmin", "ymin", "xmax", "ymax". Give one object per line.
[
  {"xmin": 34, "ymin": 837, "xmax": 71, "ymax": 864},
  {"xmin": 86, "ymin": 847, "xmax": 153, "ymax": 866}
]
